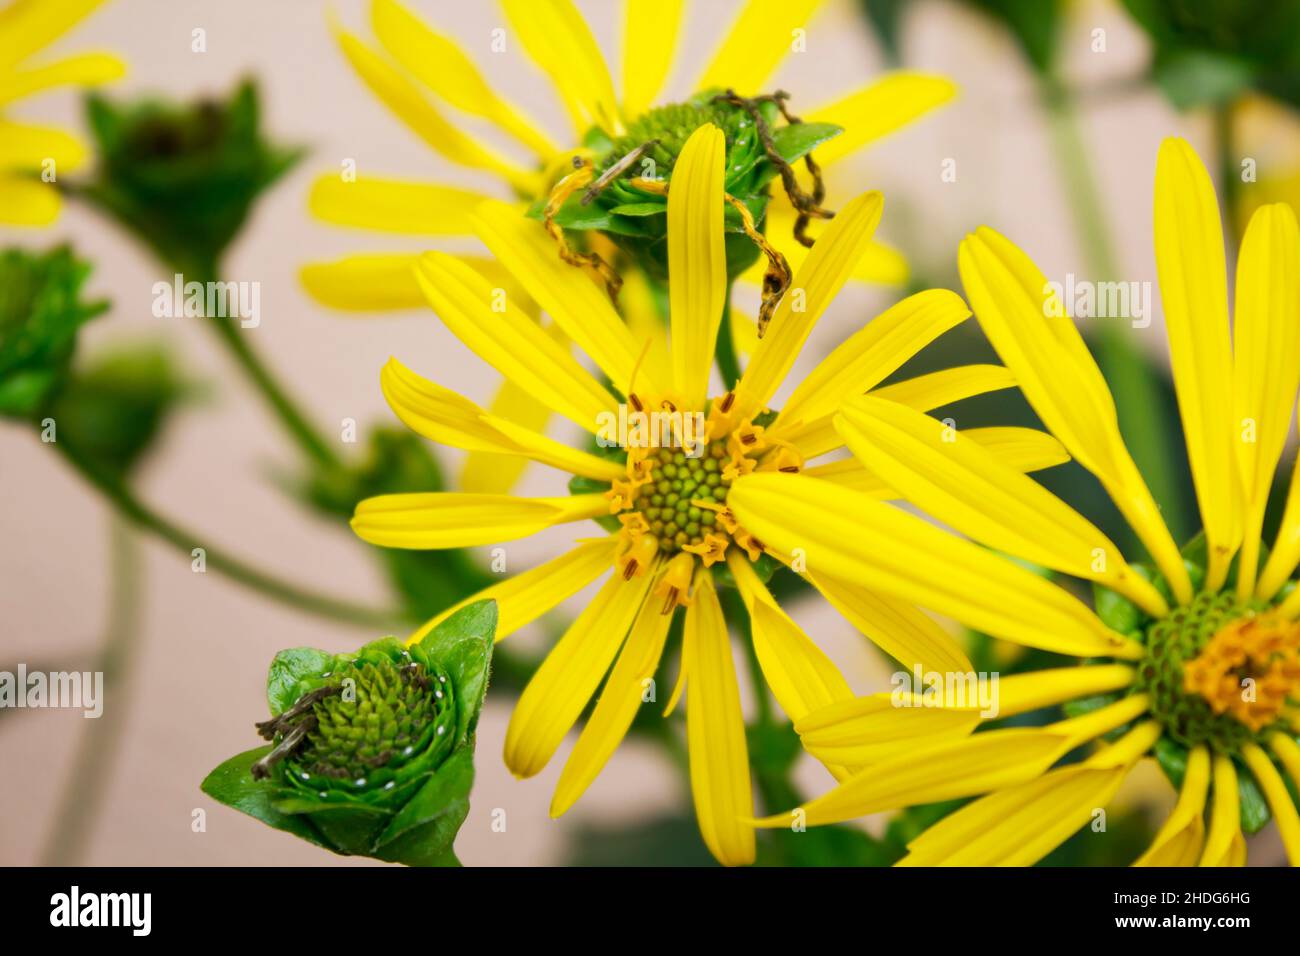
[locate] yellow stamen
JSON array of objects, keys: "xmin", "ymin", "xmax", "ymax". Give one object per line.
[{"xmin": 1183, "ymin": 612, "xmax": 1300, "ymax": 731}]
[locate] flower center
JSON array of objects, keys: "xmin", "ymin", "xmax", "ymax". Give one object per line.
[
  {"xmin": 596, "ymin": 90, "xmax": 753, "ymax": 179},
  {"xmin": 1137, "ymin": 589, "xmax": 1300, "ymax": 747},
  {"xmin": 637, "ymin": 441, "xmax": 730, "ymax": 554}
]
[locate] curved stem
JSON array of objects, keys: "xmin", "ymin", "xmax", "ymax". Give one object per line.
[
  {"xmin": 1040, "ymin": 74, "xmax": 1189, "ymax": 545},
  {"xmin": 40, "ymin": 515, "xmax": 141, "ymax": 865},
  {"xmin": 55, "ymin": 437, "xmax": 399, "ymax": 629}
]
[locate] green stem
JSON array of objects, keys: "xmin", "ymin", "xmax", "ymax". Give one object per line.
[
  {"xmin": 39, "ymin": 515, "xmax": 142, "ymax": 865},
  {"xmin": 194, "ymin": 263, "xmax": 341, "ymax": 469},
  {"xmin": 54, "ymin": 436, "xmax": 399, "ymax": 629},
  {"xmin": 1040, "ymin": 74, "xmax": 1188, "ymax": 544},
  {"xmin": 1215, "ymin": 100, "xmax": 1242, "ymax": 237}
]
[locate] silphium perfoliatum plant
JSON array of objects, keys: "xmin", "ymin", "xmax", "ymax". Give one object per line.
[
  {"xmin": 71, "ymin": 78, "xmax": 302, "ymax": 275},
  {"xmin": 202, "ymin": 601, "xmax": 497, "ymax": 867},
  {"xmin": 0, "ymin": 246, "xmax": 107, "ymax": 419}
]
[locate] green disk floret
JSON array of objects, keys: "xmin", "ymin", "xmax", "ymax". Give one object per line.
[
  {"xmin": 635, "ymin": 439, "xmax": 732, "ymax": 554},
  {"xmin": 599, "ymin": 91, "xmax": 752, "ymax": 176},
  {"xmin": 1135, "ymin": 589, "xmax": 1267, "ymax": 750}
]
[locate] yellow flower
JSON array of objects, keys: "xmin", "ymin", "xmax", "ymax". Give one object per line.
[
  {"xmin": 303, "ymin": 0, "xmax": 954, "ymax": 492},
  {"xmin": 729, "ymin": 137, "xmax": 1300, "ymax": 866},
  {"xmin": 0, "ymin": 0, "xmax": 125, "ymax": 225},
  {"xmin": 349, "ymin": 124, "xmax": 1043, "ymax": 866}
]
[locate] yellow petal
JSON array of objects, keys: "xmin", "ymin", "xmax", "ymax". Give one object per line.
[
  {"xmin": 1241, "ymin": 743, "xmax": 1300, "ymax": 865},
  {"xmin": 807, "ymin": 72, "xmax": 956, "ymax": 165},
  {"xmin": 0, "ymin": 51, "xmax": 124, "ymax": 104},
  {"xmin": 1135, "ymin": 745, "xmax": 1210, "ymax": 867},
  {"xmin": 472, "ymin": 202, "xmax": 669, "ymax": 398},
  {"xmin": 959, "ymin": 226, "xmax": 1192, "ymax": 604},
  {"xmin": 734, "ymin": 190, "xmax": 883, "ymax": 419},
  {"xmin": 0, "ymin": 119, "xmax": 85, "ymax": 169},
  {"xmin": 900, "ymin": 724, "xmax": 1156, "ymax": 867},
  {"xmin": 772, "ymin": 289, "xmax": 971, "ymax": 436},
  {"xmin": 351, "ymin": 491, "xmax": 606, "ymax": 549},
  {"xmin": 501, "ymin": 0, "xmax": 620, "ymax": 136},
  {"xmin": 505, "ymin": 570, "xmax": 654, "ymax": 777},
  {"xmin": 333, "ymin": 25, "xmax": 538, "ymax": 194},
  {"xmin": 621, "ymin": 0, "xmax": 684, "ymax": 118},
  {"xmin": 1199, "ymin": 752, "xmax": 1246, "ymax": 866},
  {"xmin": 413, "ymin": 250, "xmax": 619, "ymax": 431},
  {"xmin": 730, "ymin": 473, "xmax": 1139, "ymax": 660},
  {"xmin": 807, "ymin": 570, "xmax": 973, "ymax": 675},
  {"xmin": 993, "ymin": 664, "xmax": 1137, "ymax": 719},
  {"xmin": 750, "ymin": 202, "xmax": 909, "ymax": 287},
  {"xmin": 669, "ymin": 124, "xmax": 727, "ymax": 408},
  {"xmin": 728, "ymin": 553, "xmax": 853, "ymax": 722},
  {"xmin": 834, "ymin": 396, "xmax": 1167, "ymax": 617},
  {"xmin": 0, "ymin": 174, "xmax": 60, "ymax": 225},
  {"xmin": 381, "ymin": 358, "xmax": 621, "ymax": 481},
  {"xmin": 308, "ymin": 173, "xmax": 488, "ymax": 235},
  {"xmin": 1259, "ymin": 441, "xmax": 1300, "ymax": 604},
  {"xmin": 684, "ymin": 573, "xmax": 756, "ymax": 866},
  {"xmin": 551, "ymin": 582, "xmax": 674, "ymax": 815},
  {"xmin": 622, "ymin": 268, "xmax": 673, "ymax": 387},
  {"xmin": 460, "ymin": 378, "xmax": 552, "ymax": 494},
  {"xmin": 370, "ymin": 0, "xmax": 558, "ymax": 158},
  {"xmin": 794, "ymin": 692, "xmax": 980, "ymax": 768},
  {"xmin": 0, "ymin": 0, "xmax": 107, "ymax": 69},
  {"xmin": 1154, "ymin": 137, "xmax": 1241, "ymax": 591},
  {"xmin": 300, "ymin": 253, "xmax": 425, "ymax": 311},
  {"xmin": 405, "ymin": 537, "xmax": 618, "ymax": 645},
  {"xmin": 696, "ymin": 0, "xmax": 824, "ymax": 95},
  {"xmin": 1236, "ymin": 206, "xmax": 1300, "ymax": 598}
]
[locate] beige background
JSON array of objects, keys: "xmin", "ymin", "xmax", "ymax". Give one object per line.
[{"xmin": 0, "ymin": 0, "xmax": 1268, "ymax": 865}]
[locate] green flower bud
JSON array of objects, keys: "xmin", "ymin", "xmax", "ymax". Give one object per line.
[
  {"xmin": 202, "ymin": 601, "xmax": 497, "ymax": 866},
  {"xmin": 0, "ymin": 245, "xmax": 106, "ymax": 419}
]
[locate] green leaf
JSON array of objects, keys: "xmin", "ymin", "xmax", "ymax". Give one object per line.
[
  {"xmin": 767, "ymin": 122, "xmax": 843, "ymax": 165},
  {"xmin": 199, "ymin": 747, "xmax": 334, "ymax": 851},
  {"xmin": 418, "ymin": 600, "xmax": 498, "ymax": 745},
  {"xmin": 1238, "ymin": 768, "xmax": 1271, "ymax": 834},
  {"xmin": 1092, "ymin": 582, "xmax": 1146, "ymax": 635},
  {"xmin": 265, "ymin": 646, "xmax": 335, "ymax": 715},
  {"xmin": 373, "ymin": 746, "xmax": 475, "ymax": 865}
]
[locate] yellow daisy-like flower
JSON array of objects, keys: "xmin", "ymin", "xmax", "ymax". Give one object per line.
[
  {"xmin": 0, "ymin": 0, "xmax": 125, "ymax": 225},
  {"xmin": 349, "ymin": 123, "xmax": 1055, "ymax": 866},
  {"xmin": 729, "ymin": 136, "xmax": 1300, "ymax": 866},
  {"xmin": 303, "ymin": 0, "xmax": 953, "ymax": 492}
]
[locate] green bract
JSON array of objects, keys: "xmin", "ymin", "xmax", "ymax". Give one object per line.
[
  {"xmin": 528, "ymin": 89, "xmax": 841, "ymax": 280},
  {"xmin": 201, "ymin": 601, "xmax": 497, "ymax": 866},
  {"xmin": 0, "ymin": 246, "xmax": 107, "ymax": 419}
]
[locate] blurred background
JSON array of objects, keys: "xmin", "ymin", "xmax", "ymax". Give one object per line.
[{"xmin": 2, "ymin": 0, "xmax": 1294, "ymax": 865}]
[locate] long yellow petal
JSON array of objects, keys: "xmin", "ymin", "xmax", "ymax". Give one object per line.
[
  {"xmin": 734, "ymin": 191, "xmax": 883, "ymax": 419},
  {"xmin": 413, "ymin": 250, "xmax": 619, "ymax": 431},
  {"xmin": 460, "ymin": 378, "xmax": 552, "ymax": 494},
  {"xmin": 684, "ymin": 573, "xmax": 756, "ymax": 866},
  {"xmin": 307, "ymin": 174, "xmax": 487, "ymax": 235},
  {"xmin": 1135, "ymin": 745, "xmax": 1210, "ymax": 866},
  {"xmin": 472, "ymin": 201, "xmax": 669, "ymax": 397},
  {"xmin": 805, "ymin": 72, "xmax": 956, "ymax": 165},
  {"xmin": 728, "ymin": 553, "xmax": 853, "ymax": 722},
  {"xmin": 351, "ymin": 491, "xmax": 606, "ymax": 549},
  {"xmin": 0, "ymin": 51, "xmax": 124, "ymax": 104},
  {"xmin": 730, "ymin": 473, "xmax": 1139, "ymax": 660},
  {"xmin": 1237, "ymin": 206, "xmax": 1300, "ymax": 598},
  {"xmin": 794, "ymin": 693, "xmax": 980, "ymax": 768},
  {"xmin": 959, "ymin": 226, "xmax": 1192, "ymax": 603},
  {"xmin": 501, "ymin": 0, "xmax": 620, "ymax": 136},
  {"xmin": 1199, "ymin": 752, "xmax": 1246, "ymax": 866},
  {"xmin": 551, "ymin": 578, "xmax": 673, "ymax": 816},
  {"xmin": 333, "ymin": 25, "xmax": 539, "ymax": 193},
  {"xmin": 808, "ymin": 571, "xmax": 973, "ymax": 675},
  {"xmin": 772, "ymin": 289, "xmax": 971, "ymax": 435},
  {"xmin": 505, "ymin": 570, "xmax": 654, "ymax": 777},
  {"xmin": 750, "ymin": 200, "xmax": 909, "ymax": 287},
  {"xmin": 406, "ymin": 537, "xmax": 618, "ymax": 645},
  {"xmin": 370, "ymin": 0, "xmax": 558, "ymax": 158},
  {"xmin": 0, "ymin": 175, "xmax": 60, "ymax": 225},
  {"xmin": 1258, "ymin": 435, "xmax": 1300, "ymax": 603},
  {"xmin": 621, "ymin": 0, "xmax": 684, "ymax": 118},
  {"xmin": 300, "ymin": 253, "xmax": 425, "ymax": 311},
  {"xmin": 381, "ymin": 358, "xmax": 622, "ymax": 481},
  {"xmin": 0, "ymin": 119, "xmax": 86, "ymax": 168},
  {"xmin": 1155, "ymin": 137, "xmax": 1241, "ymax": 590},
  {"xmin": 669, "ymin": 124, "xmax": 727, "ymax": 406},
  {"xmin": 0, "ymin": 0, "xmax": 107, "ymax": 68},
  {"xmin": 1241, "ymin": 743, "xmax": 1300, "ymax": 865},
  {"xmin": 695, "ymin": 0, "xmax": 824, "ymax": 95},
  {"xmin": 835, "ymin": 396, "xmax": 1168, "ymax": 616},
  {"xmin": 900, "ymin": 722, "xmax": 1160, "ymax": 867}
]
